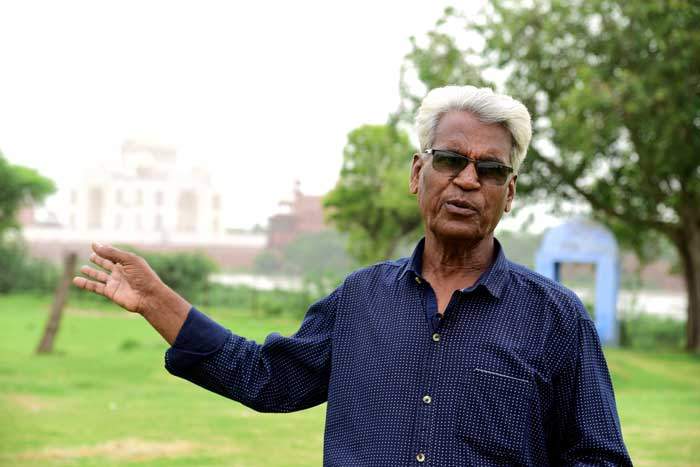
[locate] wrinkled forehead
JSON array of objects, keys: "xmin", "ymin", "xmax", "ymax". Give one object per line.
[{"xmin": 433, "ymin": 111, "xmax": 512, "ymax": 162}]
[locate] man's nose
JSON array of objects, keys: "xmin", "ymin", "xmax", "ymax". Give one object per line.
[{"xmin": 452, "ymin": 162, "xmax": 481, "ymax": 189}]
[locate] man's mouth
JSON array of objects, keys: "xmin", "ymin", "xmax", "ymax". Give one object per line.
[{"xmin": 444, "ymin": 199, "xmax": 478, "ymax": 216}]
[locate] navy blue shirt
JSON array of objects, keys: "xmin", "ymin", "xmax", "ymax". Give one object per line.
[{"xmin": 165, "ymin": 239, "xmax": 632, "ymax": 466}]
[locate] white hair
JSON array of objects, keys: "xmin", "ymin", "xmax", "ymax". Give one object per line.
[{"xmin": 415, "ymin": 85, "xmax": 532, "ymax": 173}]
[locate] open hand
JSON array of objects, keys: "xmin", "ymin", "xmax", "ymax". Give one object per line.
[{"xmin": 72, "ymin": 243, "xmax": 162, "ymax": 314}]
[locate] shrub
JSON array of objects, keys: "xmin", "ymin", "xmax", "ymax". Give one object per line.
[
  {"xmin": 619, "ymin": 312, "xmax": 685, "ymax": 350},
  {"xmin": 0, "ymin": 239, "xmax": 59, "ymax": 294},
  {"xmin": 203, "ymin": 283, "xmax": 259, "ymax": 310},
  {"xmin": 199, "ymin": 283, "xmax": 315, "ymax": 318},
  {"xmin": 119, "ymin": 246, "xmax": 218, "ymax": 304}
]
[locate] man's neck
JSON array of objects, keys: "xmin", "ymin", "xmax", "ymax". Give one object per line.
[{"xmin": 421, "ymin": 233, "xmax": 495, "ymax": 290}]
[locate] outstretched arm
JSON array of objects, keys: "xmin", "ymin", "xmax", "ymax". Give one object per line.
[
  {"xmin": 73, "ymin": 242, "xmax": 191, "ymax": 345},
  {"xmin": 166, "ymin": 290, "xmax": 337, "ymax": 413},
  {"xmin": 74, "ymin": 242, "xmax": 337, "ymax": 412}
]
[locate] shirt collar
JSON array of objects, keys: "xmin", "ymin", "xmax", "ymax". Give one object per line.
[{"xmin": 400, "ymin": 237, "xmax": 510, "ymax": 299}]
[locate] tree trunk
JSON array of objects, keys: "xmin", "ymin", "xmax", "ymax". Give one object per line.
[
  {"xmin": 676, "ymin": 224, "xmax": 700, "ymax": 353},
  {"xmin": 36, "ymin": 252, "xmax": 77, "ymax": 354}
]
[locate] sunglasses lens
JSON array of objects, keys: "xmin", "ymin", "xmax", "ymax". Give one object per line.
[
  {"xmin": 476, "ymin": 164, "xmax": 510, "ymax": 185},
  {"xmin": 430, "ymin": 150, "xmax": 511, "ymax": 185},
  {"xmin": 432, "ymin": 153, "xmax": 467, "ymax": 174}
]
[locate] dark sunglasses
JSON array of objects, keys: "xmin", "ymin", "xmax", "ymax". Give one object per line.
[{"xmin": 425, "ymin": 148, "xmax": 514, "ymax": 186}]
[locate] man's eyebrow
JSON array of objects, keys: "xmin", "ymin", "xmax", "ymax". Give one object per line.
[{"xmin": 478, "ymin": 155, "xmax": 506, "ymax": 162}]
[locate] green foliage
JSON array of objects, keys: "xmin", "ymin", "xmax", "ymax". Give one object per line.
[
  {"xmin": 282, "ymin": 231, "xmax": 355, "ymax": 277},
  {"xmin": 393, "ymin": 7, "xmax": 492, "ymax": 124},
  {"xmin": 619, "ymin": 313, "xmax": 686, "ymax": 350},
  {"xmin": 0, "ymin": 151, "xmax": 58, "ymax": 294},
  {"xmin": 202, "ymin": 283, "xmax": 314, "ymax": 319},
  {"xmin": 327, "ymin": 9, "xmax": 498, "ymax": 264},
  {"xmin": 253, "ymin": 249, "xmax": 283, "ymax": 273},
  {"xmin": 119, "ymin": 246, "xmax": 218, "ymax": 303},
  {"xmin": 0, "ymin": 239, "xmax": 59, "ymax": 294},
  {"xmin": 252, "ymin": 231, "xmax": 354, "ymax": 308},
  {"xmin": 279, "ymin": 231, "xmax": 356, "ymax": 301},
  {"xmin": 203, "ymin": 283, "xmax": 257, "ymax": 309},
  {"xmin": 327, "ymin": 8, "xmax": 502, "ymax": 265},
  {"xmin": 254, "ymin": 230, "xmax": 355, "ymax": 278},
  {"xmin": 255, "ymin": 290, "xmax": 304, "ymax": 318},
  {"xmin": 404, "ymin": 0, "xmax": 700, "ymax": 349},
  {"xmin": 0, "ymin": 151, "xmax": 55, "ymax": 236},
  {"xmin": 325, "ymin": 124, "xmax": 422, "ymax": 264},
  {"xmin": 477, "ymin": 0, "xmax": 700, "ymax": 252}
]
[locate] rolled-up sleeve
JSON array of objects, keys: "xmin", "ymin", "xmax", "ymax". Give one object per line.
[
  {"xmin": 553, "ymin": 317, "xmax": 632, "ymax": 466},
  {"xmin": 164, "ymin": 287, "xmax": 340, "ymax": 413}
]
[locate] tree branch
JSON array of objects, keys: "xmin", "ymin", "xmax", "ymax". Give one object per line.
[{"xmin": 536, "ymin": 154, "xmax": 676, "ymax": 234}]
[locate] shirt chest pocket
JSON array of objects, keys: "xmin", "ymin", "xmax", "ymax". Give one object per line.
[{"xmin": 455, "ymin": 368, "xmax": 533, "ymax": 462}]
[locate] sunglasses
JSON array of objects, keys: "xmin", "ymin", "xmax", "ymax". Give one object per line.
[{"xmin": 425, "ymin": 148, "xmax": 514, "ymax": 186}]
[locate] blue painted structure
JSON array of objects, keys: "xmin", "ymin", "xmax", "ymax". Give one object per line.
[{"xmin": 535, "ymin": 219, "xmax": 620, "ymax": 345}]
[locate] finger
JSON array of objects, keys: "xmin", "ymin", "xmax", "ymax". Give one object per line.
[
  {"xmin": 89, "ymin": 252, "xmax": 115, "ymax": 272},
  {"xmin": 92, "ymin": 242, "xmax": 131, "ymax": 264},
  {"xmin": 80, "ymin": 265, "xmax": 110, "ymax": 283},
  {"xmin": 72, "ymin": 276, "xmax": 106, "ymax": 296}
]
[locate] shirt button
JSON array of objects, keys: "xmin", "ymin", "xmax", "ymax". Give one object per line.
[
  {"xmin": 414, "ymin": 276, "xmax": 422, "ymax": 284},
  {"xmin": 416, "ymin": 452, "xmax": 426, "ymax": 463},
  {"xmin": 422, "ymin": 395, "xmax": 432, "ymax": 404},
  {"xmin": 432, "ymin": 333, "xmax": 441, "ymax": 342}
]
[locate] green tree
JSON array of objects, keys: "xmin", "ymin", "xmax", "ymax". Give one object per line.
[
  {"xmin": 280, "ymin": 230, "xmax": 355, "ymax": 278},
  {"xmin": 0, "ymin": 151, "xmax": 57, "ymax": 294},
  {"xmin": 281, "ymin": 230, "xmax": 357, "ymax": 299},
  {"xmin": 0, "ymin": 151, "xmax": 55, "ymax": 236},
  {"xmin": 392, "ymin": 7, "xmax": 492, "ymax": 125},
  {"xmin": 253, "ymin": 230, "xmax": 355, "ymax": 280},
  {"xmin": 326, "ymin": 12, "xmax": 490, "ymax": 265},
  {"xmin": 324, "ymin": 125, "xmax": 420, "ymax": 264},
  {"xmin": 469, "ymin": 0, "xmax": 700, "ymax": 351}
]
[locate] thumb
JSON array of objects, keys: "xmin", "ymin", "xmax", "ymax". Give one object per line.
[{"xmin": 92, "ymin": 242, "xmax": 131, "ymax": 264}]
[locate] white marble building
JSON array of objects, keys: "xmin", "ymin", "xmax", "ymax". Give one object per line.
[{"xmin": 22, "ymin": 140, "xmax": 265, "ymax": 267}]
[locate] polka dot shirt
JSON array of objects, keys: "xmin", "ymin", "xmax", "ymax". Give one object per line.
[{"xmin": 165, "ymin": 238, "xmax": 632, "ymax": 466}]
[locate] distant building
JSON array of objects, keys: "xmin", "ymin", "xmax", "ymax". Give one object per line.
[
  {"xmin": 267, "ymin": 181, "xmax": 327, "ymax": 249},
  {"xmin": 68, "ymin": 140, "xmax": 223, "ymax": 241},
  {"xmin": 21, "ymin": 140, "xmax": 265, "ymax": 268}
]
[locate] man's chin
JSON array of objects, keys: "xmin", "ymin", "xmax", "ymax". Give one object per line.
[{"xmin": 429, "ymin": 222, "xmax": 485, "ymax": 243}]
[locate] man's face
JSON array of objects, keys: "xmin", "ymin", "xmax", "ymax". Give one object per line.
[{"xmin": 410, "ymin": 110, "xmax": 516, "ymax": 243}]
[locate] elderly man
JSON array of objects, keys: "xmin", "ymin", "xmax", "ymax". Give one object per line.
[{"xmin": 74, "ymin": 85, "xmax": 632, "ymax": 466}]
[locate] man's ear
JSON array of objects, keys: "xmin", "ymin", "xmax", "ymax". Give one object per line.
[
  {"xmin": 409, "ymin": 154, "xmax": 424, "ymax": 194},
  {"xmin": 504, "ymin": 174, "xmax": 517, "ymax": 213}
]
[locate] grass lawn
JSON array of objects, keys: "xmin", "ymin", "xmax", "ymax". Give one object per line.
[{"xmin": 1, "ymin": 294, "xmax": 699, "ymax": 466}]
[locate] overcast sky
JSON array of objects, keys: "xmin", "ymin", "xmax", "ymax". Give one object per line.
[{"xmin": 1, "ymin": 0, "xmax": 562, "ymax": 231}]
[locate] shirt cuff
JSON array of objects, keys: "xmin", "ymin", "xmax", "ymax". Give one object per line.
[{"xmin": 164, "ymin": 306, "xmax": 230, "ymax": 375}]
